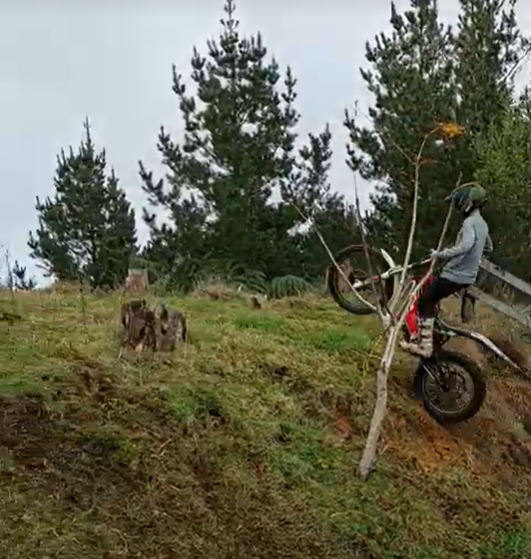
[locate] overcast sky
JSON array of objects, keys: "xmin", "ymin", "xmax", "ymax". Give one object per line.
[{"xmin": 1, "ymin": 1, "xmax": 530, "ymax": 283}]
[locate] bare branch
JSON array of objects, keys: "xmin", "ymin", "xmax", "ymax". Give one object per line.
[
  {"xmin": 395, "ymin": 130, "xmax": 436, "ymax": 296},
  {"xmin": 352, "ymin": 176, "xmax": 390, "ymax": 320},
  {"xmin": 292, "ymin": 204, "xmax": 375, "ymax": 310},
  {"xmin": 501, "ymin": 42, "xmax": 531, "ymax": 85}
]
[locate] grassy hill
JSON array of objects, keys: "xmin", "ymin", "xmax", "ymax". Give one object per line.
[{"xmin": 0, "ymin": 287, "xmax": 530, "ymax": 558}]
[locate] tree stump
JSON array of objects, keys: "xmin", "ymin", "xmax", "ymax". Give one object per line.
[
  {"xmin": 118, "ymin": 299, "xmax": 157, "ymax": 353},
  {"xmin": 123, "ymin": 269, "xmax": 149, "ymax": 295}
]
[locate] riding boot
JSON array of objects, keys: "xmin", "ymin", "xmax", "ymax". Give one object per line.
[{"xmin": 400, "ymin": 317, "xmax": 434, "ymax": 358}]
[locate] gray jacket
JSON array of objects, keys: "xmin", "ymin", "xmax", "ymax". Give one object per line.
[{"xmin": 436, "ymin": 209, "xmax": 492, "ymax": 285}]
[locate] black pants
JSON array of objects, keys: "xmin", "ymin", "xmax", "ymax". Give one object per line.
[{"xmin": 417, "ymin": 277, "xmax": 469, "ymax": 319}]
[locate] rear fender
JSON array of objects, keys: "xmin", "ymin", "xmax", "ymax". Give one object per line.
[{"xmin": 447, "ymin": 325, "xmax": 522, "ymax": 371}]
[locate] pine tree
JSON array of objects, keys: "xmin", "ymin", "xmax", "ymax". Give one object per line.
[
  {"xmin": 28, "ymin": 119, "xmax": 137, "ymax": 289},
  {"xmin": 294, "ymin": 126, "xmax": 361, "ymax": 278},
  {"xmin": 344, "ymin": 0, "xmax": 457, "ymax": 260},
  {"xmin": 474, "ymin": 92, "xmax": 531, "ymax": 277},
  {"xmin": 454, "ymin": 0, "xmax": 524, "ymax": 137},
  {"xmin": 140, "ymin": 0, "xmax": 331, "ymax": 288},
  {"xmin": 345, "ymin": 0, "xmax": 526, "ymax": 261},
  {"xmin": 454, "ymin": 0, "xmax": 528, "ymax": 260},
  {"xmin": 11, "ymin": 261, "xmax": 36, "ymax": 290}
]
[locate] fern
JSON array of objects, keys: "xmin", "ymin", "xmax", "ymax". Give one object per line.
[
  {"xmin": 192, "ymin": 260, "xmax": 268, "ymax": 294},
  {"xmin": 268, "ymin": 275, "xmax": 315, "ymax": 299},
  {"xmin": 231, "ymin": 269, "xmax": 268, "ymax": 293},
  {"xmin": 146, "ymin": 257, "xmax": 270, "ymax": 296}
]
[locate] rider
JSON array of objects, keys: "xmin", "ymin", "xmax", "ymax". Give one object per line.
[{"xmin": 400, "ymin": 183, "xmax": 493, "ymax": 358}]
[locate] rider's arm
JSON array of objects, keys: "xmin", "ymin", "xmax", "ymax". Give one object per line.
[{"xmin": 435, "ymin": 219, "xmax": 476, "ymax": 261}]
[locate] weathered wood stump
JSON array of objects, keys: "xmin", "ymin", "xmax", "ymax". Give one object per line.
[
  {"xmin": 123, "ymin": 269, "xmax": 149, "ymax": 295},
  {"xmin": 118, "ymin": 299, "xmax": 157, "ymax": 353},
  {"xmin": 118, "ymin": 300, "xmax": 187, "ymax": 355}
]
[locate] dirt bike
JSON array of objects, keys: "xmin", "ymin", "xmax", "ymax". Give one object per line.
[{"xmin": 327, "ymin": 244, "xmax": 525, "ymax": 424}]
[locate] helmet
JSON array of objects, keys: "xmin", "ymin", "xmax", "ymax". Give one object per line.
[{"xmin": 445, "ymin": 183, "xmax": 487, "ymax": 214}]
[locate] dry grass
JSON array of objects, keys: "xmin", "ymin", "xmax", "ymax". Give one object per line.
[
  {"xmin": 0, "ymin": 288, "xmax": 530, "ymax": 558},
  {"xmin": 190, "ymin": 278, "xmax": 249, "ymax": 301}
]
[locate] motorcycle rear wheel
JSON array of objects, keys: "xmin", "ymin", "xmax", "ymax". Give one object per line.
[{"xmin": 327, "ymin": 244, "xmax": 395, "ymax": 315}]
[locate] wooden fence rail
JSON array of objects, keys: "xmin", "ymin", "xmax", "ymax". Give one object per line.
[{"xmin": 472, "ymin": 259, "xmax": 531, "ymax": 330}]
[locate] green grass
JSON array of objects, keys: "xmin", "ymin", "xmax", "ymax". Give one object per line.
[{"xmin": 0, "ymin": 289, "xmax": 530, "ymax": 558}]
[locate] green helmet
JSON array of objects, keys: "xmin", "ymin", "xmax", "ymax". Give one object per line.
[{"xmin": 445, "ymin": 183, "xmax": 487, "ymax": 214}]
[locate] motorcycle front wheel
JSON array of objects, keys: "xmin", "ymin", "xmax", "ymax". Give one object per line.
[{"xmin": 415, "ymin": 349, "xmax": 487, "ymax": 424}]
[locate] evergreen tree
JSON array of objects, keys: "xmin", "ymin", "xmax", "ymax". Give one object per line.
[
  {"xmin": 474, "ymin": 93, "xmax": 531, "ymax": 277},
  {"xmin": 294, "ymin": 126, "xmax": 361, "ymax": 278},
  {"xmin": 454, "ymin": 0, "xmax": 528, "ymax": 258},
  {"xmin": 454, "ymin": 0, "xmax": 524, "ymax": 138},
  {"xmin": 28, "ymin": 119, "xmax": 137, "ymax": 289},
  {"xmin": 11, "ymin": 261, "xmax": 36, "ymax": 290},
  {"xmin": 344, "ymin": 0, "xmax": 457, "ymax": 260},
  {"xmin": 345, "ymin": 0, "xmax": 526, "ymax": 261},
  {"xmin": 299, "ymin": 196, "xmax": 361, "ymax": 280},
  {"xmin": 140, "ymin": 0, "xmax": 332, "ymax": 288}
]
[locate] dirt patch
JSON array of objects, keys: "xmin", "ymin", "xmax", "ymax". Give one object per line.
[
  {"xmin": 496, "ymin": 379, "xmax": 531, "ymax": 433},
  {"xmin": 387, "ymin": 375, "xmax": 531, "ymax": 490},
  {"xmin": 0, "ymin": 396, "xmax": 62, "ymax": 473},
  {"xmin": 316, "ymin": 389, "xmax": 357, "ymax": 416},
  {"xmin": 0, "ymin": 391, "xmax": 355, "ymax": 559},
  {"xmin": 259, "ymin": 362, "xmax": 290, "ymax": 382},
  {"xmin": 0, "ymin": 395, "xmax": 127, "ymax": 476},
  {"xmin": 488, "ymin": 334, "xmax": 530, "ymax": 371},
  {"xmin": 76, "ymin": 368, "xmax": 117, "ymax": 403},
  {"xmin": 385, "ymin": 409, "xmax": 471, "ymax": 473},
  {"xmin": 268, "ymin": 296, "xmax": 316, "ymax": 312},
  {"xmin": 502, "ymin": 434, "xmax": 531, "ymax": 467},
  {"xmin": 48, "ymin": 365, "xmax": 118, "ymax": 406},
  {"xmin": 301, "ymin": 386, "xmax": 361, "ymax": 437},
  {"xmin": 334, "ymin": 413, "xmax": 353, "ymax": 442},
  {"xmin": 445, "ymin": 337, "xmax": 487, "ymax": 370}
]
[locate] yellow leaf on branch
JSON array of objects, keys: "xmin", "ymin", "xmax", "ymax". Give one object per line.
[{"xmin": 436, "ymin": 121, "xmax": 466, "ymax": 139}]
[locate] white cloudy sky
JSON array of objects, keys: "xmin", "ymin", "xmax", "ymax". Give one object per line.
[{"xmin": 1, "ymin": 0, "xmax": 530, "ymax": 283}]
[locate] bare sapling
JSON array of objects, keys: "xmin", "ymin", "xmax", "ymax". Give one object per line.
[
  {"xmin": 0, "ymin": 246, "xmax": 23, "ymax": 324},
  {"xmin": 357, "ymin": 202, "xmax": 453, "ymax": 479},
  {"xmin": 2, "ymin": 246, "xmax": 16, "ymax": 307},
  {"xmin": 351, "ymin": 195, "xmax": 391, "ymax": 323},
  {"xmin": 292, "ymin": 122, "xmax": 464, "ymax": 479},
  {"xmin": 357, "ymin": 123, "xmax": 463, "ymax": 479}
]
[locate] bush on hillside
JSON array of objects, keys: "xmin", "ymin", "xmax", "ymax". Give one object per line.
[{"xmin": 268, "ymin": 275, "xmax": 315, "ymax": 299}]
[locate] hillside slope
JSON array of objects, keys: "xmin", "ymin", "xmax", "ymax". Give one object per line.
[{"xmin": 0, "ymin": 289, "xmax": 530, "ymax": 558}]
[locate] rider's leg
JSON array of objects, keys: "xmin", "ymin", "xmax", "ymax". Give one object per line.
[{"xmin": 402, "ymin": 277, "xmax": 465, "ymax": 358}]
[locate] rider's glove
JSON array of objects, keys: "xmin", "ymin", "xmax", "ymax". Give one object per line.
[{"xmin": 430, "ymin": 249, "xmax": 440, "ymax": 260}]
